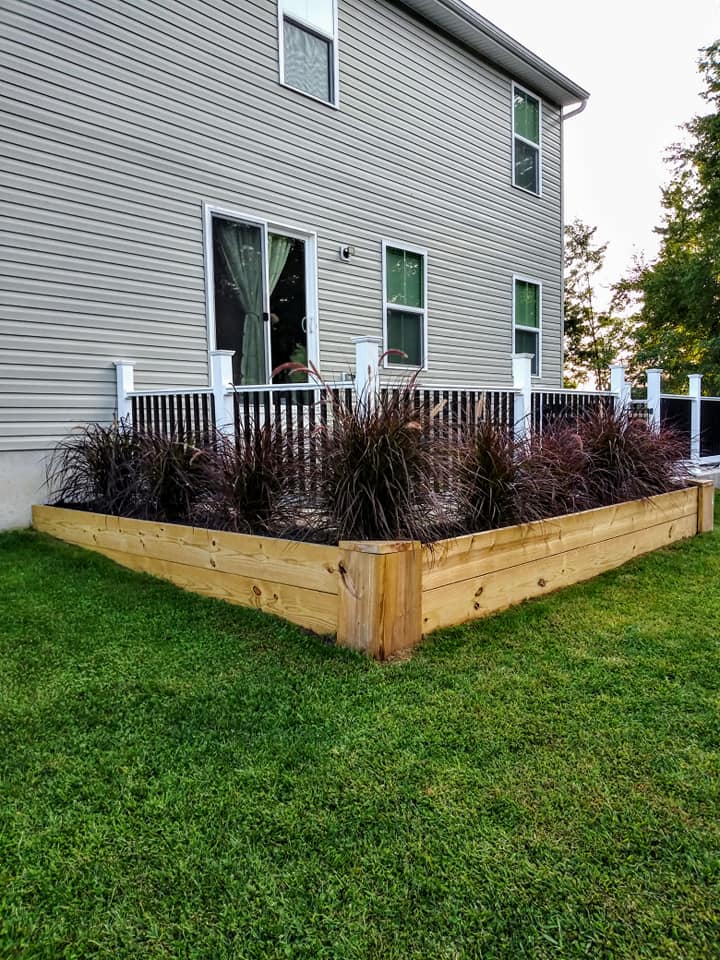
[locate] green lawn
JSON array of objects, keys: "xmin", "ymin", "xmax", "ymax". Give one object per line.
[{"xmin": 1, "ymin": 506, "xmax": 719, "ymax": 960}]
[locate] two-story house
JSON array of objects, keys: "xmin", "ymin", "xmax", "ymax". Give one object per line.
[{"xmin": 0, "ymin": 0, "xmax": 589, "ymax": 529}]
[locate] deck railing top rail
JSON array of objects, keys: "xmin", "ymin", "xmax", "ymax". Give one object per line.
[
  {"xmin": 115, "ymin": 350, "xmax": 720, "ymax": 465},
  {"xmin": 128, "ymin": 387, "xmax": 213, "ymax": 398}
]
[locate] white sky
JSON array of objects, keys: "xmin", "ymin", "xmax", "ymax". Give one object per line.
[{"xmin": 469, "ymin": 0, "xmax": 720, "ymax": 305}]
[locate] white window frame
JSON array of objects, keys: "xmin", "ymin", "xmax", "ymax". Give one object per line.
[
  {"xmin": 202, "ymin": 202, "xmax": 320, "ymax": 385},
  {"xmin": 512, "ymin": 273, "xmax": 543, "ymax": 378},
  {"xmin": 381, "ymin": 239, "xmax": 429, "ymax": 371},
  {"xmin": 277, "ymin": 0, "xmax": 340, "ymax": 109},
  {"xmin": 511, "ymin": 82, "xmax": 542, "ymax": 197}
]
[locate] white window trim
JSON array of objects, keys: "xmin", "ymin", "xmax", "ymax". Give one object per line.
[
  {"xmin": 202, "ymin": 202, "xmax": 320, "ymax": 386},
  {"xmin": 512, "ymin": 273, "xmax": 543, "ymax": 378},
  {"xmin": 381, "ymin": 239, "xmax": 429, "ymax": 371},
  {"xmin": 277, "ymin": 1, "xmax": 340, "ymax": 109},
  {"xmin": 511, "ymin": 82, "xmax": 543, "ymax": 197}
]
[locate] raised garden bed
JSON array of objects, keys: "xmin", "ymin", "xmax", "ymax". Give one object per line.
[{"xmin": 33, "ymin": 481, "xmax": 714, "ymax": 659}]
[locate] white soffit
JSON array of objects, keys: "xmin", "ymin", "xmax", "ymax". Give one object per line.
[{"xmin": 397, "ymin": 0, "xmax": 590, "ymax": 107}]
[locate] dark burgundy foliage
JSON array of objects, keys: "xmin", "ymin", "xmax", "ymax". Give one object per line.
[
  {"xmin": 46, "ymin": 393, "xmax": 689, "ymax": 542},
  {"xmin": 46, "ymin": 420, "xmax": 145, "ymax": 518},
  {"xmin": 577, "ymin": 405, "xmax": 687, "ymax": 507},
  {"xmin": 190, "ymin": 425, "xmax": 291, "ymax": 536},
  {"xmin": 310, "ymin": 384, "xmax": 449, "ymax": 543}
]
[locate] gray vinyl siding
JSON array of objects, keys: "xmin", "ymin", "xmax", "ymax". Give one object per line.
[{"xmin": 0, "ymin": 0, "xmax": 564, "ymax": 451}]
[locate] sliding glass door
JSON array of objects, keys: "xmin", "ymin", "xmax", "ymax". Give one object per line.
[{"xmin": 210, "ymin": 211, "xmax": 315, "ymax": 385}]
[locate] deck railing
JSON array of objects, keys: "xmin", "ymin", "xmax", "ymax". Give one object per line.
[
  {"xmin": 130, "ymin": 389, "xmax": 215, "ymax": 441},
  {"xmin": 530, "ymin": 388, "xmax": 615, "ymax": 431},
  {"xmin": 113, "ymin": 346, "xmax": 720, "ymax": 467}
]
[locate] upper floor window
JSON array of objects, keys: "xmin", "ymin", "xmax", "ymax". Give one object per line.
[
  {"xmin": 513, "ymin": 276, "xmax": 542, "ymax": 376},
  {"xmin": 512, "ymin": 85, "xmax": 541, "ymax": 195},
  {"xmin": 383, "ymin": 241, "xmax": 427, "ymax": 368},
  {"xmin": 279, "ymin": 0, "xmax": 338, "ymax": 105}
]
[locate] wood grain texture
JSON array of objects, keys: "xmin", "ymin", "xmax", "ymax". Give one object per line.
[
  {"xmin": 337, "ymin": 540, "xmax": 422, "ymax": 659},
  {"xmin": 423, "ymin": 487, "xmax": 698, "ymax": 590},
  {"xmin": 32, "ymin": 505, "xmax": 339, "ymax": 635},
  {"xmin": 423, "ymin": 505, "xmax": 698, "ymax": 633},
  {"xmin": 690, "ymin": 480, "xmax": 715, "ymax": 534},
  {"xmin": 32, "ymin": 506, "xmax": 339, "ymax": 593},
  {"xmin": 33, "ymin": 487, "xmax": 705, "ymax": 657}
]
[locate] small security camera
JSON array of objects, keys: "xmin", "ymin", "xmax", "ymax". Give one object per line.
[{"xmin": 339, "ymin": 244, "xmax": 355, "ymax": 262}]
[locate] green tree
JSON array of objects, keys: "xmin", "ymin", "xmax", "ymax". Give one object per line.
[
  {"xmin": 619, "ymin": 42, "xmax": 720, "ymax": 394},
  {"xmin": 563, "ymin": 219, "xmax": 631, "ymax": 390}
]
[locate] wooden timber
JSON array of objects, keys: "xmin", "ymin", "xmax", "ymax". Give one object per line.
[
  {"xmin": 32, "ymin": 505, "xmax": 340, "ymax": 636},
  {"xmin": 337, "ymin": 540, "xmax": 422, "ymax": 659},
  {"xmin": 422, "ymin": 486, "xmax": 708, "ymax": 634},
  {"xmin": 32, "ymin": 484, "xmax": 712, "ymax": 658}
]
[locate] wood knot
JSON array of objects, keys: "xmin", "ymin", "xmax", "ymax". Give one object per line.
[
  {"xmin": 252, "ymin": 585, "xmax": 262, "ymax": 596},
  {"xmin": 474, "ymin": 602, "xmax": 480, "ymax": 610},
  {"xmin": 209, "ymin": 558, "xmax": 216, "ymax": 568},
  {"xmin": 474, "ymin": 586, "xmax": 484, "ymax": 597},
  {"xmin": 537, "ymin": 578, "xmax": 547, "ymax": 587}
]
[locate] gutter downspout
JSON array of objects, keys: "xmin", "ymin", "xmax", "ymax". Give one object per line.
[
  {"xmin": 562, "ymin": 99, "xmax": 588, "ymax": 121},
  {"xmin": 559, "ymin": 98, "xmax": 587, "ymax": 384}
]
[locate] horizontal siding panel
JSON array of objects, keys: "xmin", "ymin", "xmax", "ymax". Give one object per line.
[
  {"xmin": 0, "ymin": 241, "xmax": 205, "ymax": 283},
  {"xmin": 2, "ymin": 141, "xmax": 561, "ymax": 274},
  {"xmin": 1, "ymin": 93, "xmax": 561, "ymax": 232},
  {"xmin": 1, "ymin": 0, "xmax": 565, "ymax": 449},
  {"xmin": 0, "ymin": 316, "xmax": 205, "ymax": 342}
]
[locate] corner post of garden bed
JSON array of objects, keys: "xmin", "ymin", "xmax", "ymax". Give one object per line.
[
  {"xmin": 337, "ymin": 539, "xmax": 423, "ymax": 660},
  {"xmin": 689, "ymin": 478, "xmax": 715, "ymax": 533}
]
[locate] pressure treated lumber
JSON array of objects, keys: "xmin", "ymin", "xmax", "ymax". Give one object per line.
[
  {"xmin": 691, "ymin": 479, "xmax": 715, "ymax": 533},
  {"xmin": 32, "ymin": 506, "xmax": 338, "ymax": 594},
  {"xmin": 33, "ymin": 485, "xmax": 712, "ymax": 660},
  {"xmin": 423, "ymin": 486, "xmax": 698, "ymax": 590},
  {"xmin": 337, "ymin": 540, "xmax": 422, "ymax": 658},
  {"xmin": 422, "ymin": 487, "xmax": 704, "ymax": 633},
  {"xmin": 33, "ymin": 506, "xmax": 340, "ymax": 635}
]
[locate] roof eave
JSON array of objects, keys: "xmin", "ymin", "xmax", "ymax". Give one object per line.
[{"xmin": 396, "ymin": 0, "xmax": 590, "ymax": 107}]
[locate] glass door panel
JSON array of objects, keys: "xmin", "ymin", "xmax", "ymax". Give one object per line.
[
  {"xmin": 212, "ymin": 216, "xmax": 267, "ymax": 386},
  {"xmin": 268, "ymin": 232, "xmax": 309, "ymax": 384},
  {"xmin": 212, "ymin": 217, "xmax": 312, "ymax": 386}
]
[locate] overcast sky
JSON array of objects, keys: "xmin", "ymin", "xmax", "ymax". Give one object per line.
[{"xmin": 469, "ymin": 0, "xmax": 720, "ymax": 304}]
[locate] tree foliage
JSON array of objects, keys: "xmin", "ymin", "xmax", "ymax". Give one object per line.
[
  {"xmin": 618, "ymin": 42, "xmax": 720, "ymax": 393},
  {"xmin": 563, "ymin": 219, "xmax": 631, "ymax": 390}
]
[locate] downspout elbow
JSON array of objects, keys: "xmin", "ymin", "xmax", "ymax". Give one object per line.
[{"xmin": 563, "ymin": 99, "xmax": 588, "ymax": 121}]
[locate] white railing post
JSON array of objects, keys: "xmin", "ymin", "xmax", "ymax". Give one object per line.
[
  {"xmin": 610, "ymin": 363, "xmax": 631, "ymax": 412},
  {"xmin": 689, "ymin": 373, "xmax": 703, "ymax": 463},
  {"xmin": 210, "ymin": 350, "xmax": 235, "ymax": 436},
  {"xmin": 646, "ymin": 368, "xmax": 663, "ymax": 433},
  {"xmin": 113, "ymin": 360, "xmax": 135, "ymax": 423},
  {"xmin": 512, "ymin": 353, "xmax": 533, "ymax": 441},
  {"xmin": 352, "ymin": 335, "xmax": 382, "ymax": 409}
]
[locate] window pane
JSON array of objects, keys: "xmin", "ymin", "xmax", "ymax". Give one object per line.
[
  {"xmin": 212, "ymin": 217, "xmax": 266, "ymax": 386},
  {"xmin": 514, "ymin": 89, "xmax": 539, "ymax": 143},
  {"xmin": 514, "ymin": 139, "xmax": 539, "ymax": 193},
  {"xmin": 514, "ymin": 329, "xmax": 539, "ymax": 375},
  {"xmin": 283, "ymin": 19, "xmax": 331, "ymax": 102},
  {"xmin": 386, "ymin": 247, "xmax": 423, "ymax": 308},
  {"xmin": 387, "ymin": 308, "xmax": 423, "ymax": 366},
  {"xmin": 515, "ymin": 279, "xmax": 539, "ymax": 328},
  {"xmin": 283, "ymin": 0, "xmax": 334, "ymax": 34}
]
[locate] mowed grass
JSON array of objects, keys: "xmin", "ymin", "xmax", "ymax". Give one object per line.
[{"xmin": 1, "ymin": 504, "xmax": 719, "ymax": 960}]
